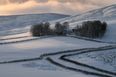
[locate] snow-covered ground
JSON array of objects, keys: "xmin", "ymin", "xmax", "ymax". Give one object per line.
[
  {"xmin": 0, "ymin": 4, "xmax": 116, "ymax": 77},
  {"xmin": 0, "ymin": 61, "xmax": 96, "ymax": 77},
  {"xmin": 51, "ymin": 4, "xmax": 116, "ymax": 43},
  {"xmin": 0, "ymin": 36, "xmax": 108, "ymax": 62},
  {"xmin": 0, "ymin": 13, "xmax": 69, "ymax": 31},
  {"xmin": 0, "ymin": 32, "xmax": 30, "ymax": 39},
  {"xmin": 67, "ymin": 49, "xmax": 116, "ymax": 73},
  {"xmin": 0, "ymin": 36, "xmax": 109, "ymax": 77}
]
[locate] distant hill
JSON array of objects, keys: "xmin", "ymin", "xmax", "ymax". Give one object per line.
[
  {"xmin": 53, "ymin": 4, "xmax": 116, "ymax": 42},
  {"xmin": 0, "ymin": 13, "xmax": 69, "ymax": 31}
]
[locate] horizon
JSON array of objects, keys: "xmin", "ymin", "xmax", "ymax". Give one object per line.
[{"xmin": 0, "ymin": 0, "xmax": 116, "ymax": 16}]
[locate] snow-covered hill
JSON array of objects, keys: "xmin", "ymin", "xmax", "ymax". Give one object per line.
[
  {"xmin": 0, "ymin": 13, "xmax": 69, "ymax": 31},
  {"xmin": 53, "ymin": 4, "xmax": 116, "ymax": 43},
  {"xmin": 54, "ymin": 4, "xmax": 116, "ymax": 23},
  {"xmin": 0, "ymin": 4, "xmax": 116, "ymax": 77}
]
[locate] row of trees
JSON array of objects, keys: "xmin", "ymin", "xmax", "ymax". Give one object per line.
[
  {"xmin": 30, "ymin": 22, "xmax": 69, "ymax": 36},
  {"xmin": 73, "ymin": 20, "xmax": 107, "ymax": 38},
  {"xmin": 31, "ymin": 22, "xmax": 52, "ymax": 36},
  {"xmin": 30, "ymin": 20, "xmax": 107, "ymax": 38}
]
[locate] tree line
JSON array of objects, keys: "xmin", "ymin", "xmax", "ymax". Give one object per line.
[
  {"xmin": 30, "ymin": 20, "xmax": 107, "ymax": 38},
  {"xmin": 73, "ymin": 20, "xmax": 107, "ymax": 38},
  {"xmin": 30, "ymin": 22, "xmax": 69, "ymax": 36}
]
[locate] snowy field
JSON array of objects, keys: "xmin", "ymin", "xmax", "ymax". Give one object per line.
[
  {"xmin": 66, "ymin": 49, "xmax": 116, "ymax": 73},
  {"xmin": 0, "ymin": 4, "xmax": 116, "ymax": 77},
  {"xmin": 0, "ymin": 36, "xmax": 111, "ymax": 77},
  {"xmin": 0, "ymin": 36, "xmax": 108, "ymax": 62},
  {"xmin": 0, "ymin": 62, "xmax": 96, "ymax": 77},
  {"xmin": 64, "ymin": 49, "xmax": 116, "ymax": 73}
]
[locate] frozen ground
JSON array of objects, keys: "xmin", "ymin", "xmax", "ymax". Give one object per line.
[
  {"xmin": 0, "ymin": 36, "xmax": 108, "ymax": 77},
  {"xmin": 0, "ymin": 4, "xmax": 116, "ymax": 77},
  {"xmin": 0, "ymin": 36, "xmax": 108, "ymax": 62},
  {"xmin": 66, "ymin": 49, "xmax": 116, "ymax": 73},
  {"xmin": 0, "ymin": 35, "xmax": 111, "ymax": 77},
  {"xmin": 0, "ymin": 61, "xmax": 96, "ymax": 77}
]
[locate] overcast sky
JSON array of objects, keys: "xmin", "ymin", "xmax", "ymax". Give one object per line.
[{"xmin": 0, "ymin": 0, "xmax": 116, "ymax": 15}]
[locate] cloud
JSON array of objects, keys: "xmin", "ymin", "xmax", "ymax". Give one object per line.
[
  {"xmin": 0, "ymin": 0, "xmax": 116, "ymax": 15},
  {"xmin": 0, "ymin": 0, "xmax": 29, "ymax": 4},
  {"xmin": 35, "ymin": 0, "xmax": 116, "ymax": 6}
]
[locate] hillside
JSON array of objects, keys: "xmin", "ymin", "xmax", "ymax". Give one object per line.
[
  {"xmin": 0, "ymin": 4, "xmax": 116, "ymax": 77},
  {"xmin": 0, "ymin": 13, "xmax": 69, "ymax": 31},
  {"xmin": 53, "ymin": 4, "xmax": 116, "ymax": 43}
]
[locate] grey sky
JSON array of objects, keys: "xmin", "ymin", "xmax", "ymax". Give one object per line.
[{"xmin": 0, "ymin": 0, "xmax": 116, "ymax": 15}]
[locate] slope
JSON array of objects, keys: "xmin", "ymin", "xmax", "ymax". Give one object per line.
[
  {"xmin": 0, "ymin": 13, "xmax": 69, "ymax": 31},
  {"xmin": 52, "ymin": 4, "xmax": 116, "ymax": 42}
]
